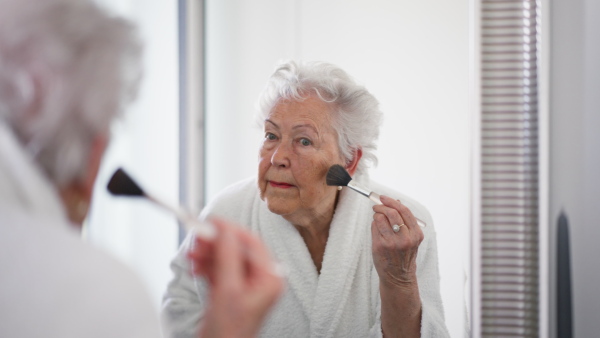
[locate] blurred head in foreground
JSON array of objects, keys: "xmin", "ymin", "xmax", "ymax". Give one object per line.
[
  {"xmin": 0, "ymin": 0, "xmax": 142, "ymax": 225},
  {"xmin": 0, "ymin": 3, "xmax": 285, "ymax": 338}
]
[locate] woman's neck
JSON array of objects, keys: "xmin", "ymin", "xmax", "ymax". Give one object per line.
[
  {"xmin": 285, "ymin": 191, "xmax": 340, "ymax": 273},
  {"xmin": 294, "ymin": 222, "xmax": 330, "ymax": 274}
]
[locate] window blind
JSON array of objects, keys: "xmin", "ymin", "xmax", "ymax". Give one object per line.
[{"xmin": 479, "ymin": 0, "xmax": 541, "ymax": 336}]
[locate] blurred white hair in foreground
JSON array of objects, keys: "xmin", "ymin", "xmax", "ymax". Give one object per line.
[{"xmin": 0, "ymin": 0, "xmax": 142, "ymax": 187}]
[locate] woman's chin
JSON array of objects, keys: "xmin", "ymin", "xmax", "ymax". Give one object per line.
[{"xmin": 264, "ymin": 198, "xmax": 296, "ymax": 216}]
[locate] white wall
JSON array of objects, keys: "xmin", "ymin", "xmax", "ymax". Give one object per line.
[
  {"xmin": 206, "ymin": 1, "xmax": 470, "ymax": 337},
  {"xmin": 87, "ymin": 0, "xmax": 180, "ymax": 310},
  {"xmin": 550, "ymin": 0, "xmax": 600, "ymax": 335}
]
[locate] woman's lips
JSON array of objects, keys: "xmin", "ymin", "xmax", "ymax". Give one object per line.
[{"xmin": 269, "ymin": 181, "xmax": 294, "ymax": 189}]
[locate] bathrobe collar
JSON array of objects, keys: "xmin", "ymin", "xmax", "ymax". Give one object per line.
[{"xmin": 256, "ymin": 176, "xmax": 370, "ymax": 336}]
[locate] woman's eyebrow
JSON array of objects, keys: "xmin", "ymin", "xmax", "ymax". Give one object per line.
[
  {"xmin": 264, "ymin": 119, "xmax": 279, "ymax": 128},
  {"xmin": 292, "ymin": 123, "xmax": 318, "ymax": 134}
]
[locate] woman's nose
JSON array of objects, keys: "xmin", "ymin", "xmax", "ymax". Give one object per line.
[{"xmin": 271, "ymin": 143, "xmax": 291, "ymax": 168}]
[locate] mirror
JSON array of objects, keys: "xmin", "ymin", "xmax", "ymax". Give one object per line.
[
  {"xmin": 88, "ymin": 0, "xmax": 471, "ymax": 336},
  {"xmin": 205, "ymin": 1, "xmax": 470, "ymax": 337}
]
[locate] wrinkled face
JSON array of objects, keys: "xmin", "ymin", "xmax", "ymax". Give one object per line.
[{"xmin": 258, "ymin": 96, "xmax": 346, "ymax": 220}]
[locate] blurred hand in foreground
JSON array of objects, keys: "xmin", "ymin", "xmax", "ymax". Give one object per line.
[{"xmin": 188, "ymin": 218, "xmax": 284, "ymax": 338}]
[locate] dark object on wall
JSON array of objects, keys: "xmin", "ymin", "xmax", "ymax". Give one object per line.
[{"xmin": 557, "ymin": 211, "xmax": 573, "ymax": 338}]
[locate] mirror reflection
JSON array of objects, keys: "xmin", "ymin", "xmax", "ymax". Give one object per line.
[
  {"xmin": 204, "ymin": 1, "xmax": 470, "ymax": 337},
  {"xmin": 164, "ymin": 59, "xmax": 451, "ymax": 337}
]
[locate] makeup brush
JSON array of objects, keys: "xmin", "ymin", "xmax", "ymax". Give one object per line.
[
  {"xmin": 107, "ymin": 168, "xmax": 287, "ymax": 277},
  {"xmin": 326, "ymin": 164, "xmax": 426, "ymax": 227},
  {"xmin": 107, "ymin": 168, "xmax": 216, "ymax": 239},
  {"xmin": 326, "ymin": 165, "xmax": 382, "ymax": 205}
]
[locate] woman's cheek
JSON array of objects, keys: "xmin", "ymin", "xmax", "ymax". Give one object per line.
[
  {"xmin": 258, "ymin": 145, "xmax": 273, "ymax": 165},
  {"xmin": 302, "ymin": 159, "xmax": 326, "ymax": 184},
  {"xmin": 257, "ymin": 165, "xmax": 269, "ymax": 200},
  {"xmin": 257, "ymin": 150, "xmax": 270, "ymax": 197}
]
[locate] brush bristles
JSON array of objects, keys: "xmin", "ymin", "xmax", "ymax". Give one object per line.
[
  {"xmin": 326, "ymin": 164, "xmax": 352, "ymax": 187},
  {"xmin": 107, "ymin": 168, "xmax": 145, "ymax": 197}
]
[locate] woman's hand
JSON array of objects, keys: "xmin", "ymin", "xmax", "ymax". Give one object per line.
[
  {"xmin": 371, "ymin": 195, "xmax": 424, "ymax": 287},
  {"xmin": 372, "ymin": 195, "xmax": 423, "ymax": 338},
  {"xmin": 188, "ymin": 217, "xmax": 284, "ymax": 338}
]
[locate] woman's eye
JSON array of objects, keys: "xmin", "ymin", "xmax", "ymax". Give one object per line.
[
  {"xmin": 299, "ymin": 138, "xmax": 312, "ymax": 146},
  {"xmin": 265, "ymin": 132, "xmax": 277, "ymax": 141}
]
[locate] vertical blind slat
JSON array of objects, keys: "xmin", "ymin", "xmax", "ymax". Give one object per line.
[{"xmin": 479, "ymin": 0, "xmax": 540, "ymax": 336}]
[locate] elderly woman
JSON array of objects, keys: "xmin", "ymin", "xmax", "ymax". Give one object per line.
[
  {"xmin": 0, "ymin": 0, "xmax": 281, "ymax": 337},
  {"xmin": 163, "ymin": 61, "xmax": 450, "ymax": 337}
]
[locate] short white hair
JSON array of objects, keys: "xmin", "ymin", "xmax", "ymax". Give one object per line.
[
  {"xmin": 257, "ymin": 60, "xmax": 383, "ymax": 176},
  {"xmin": 0, "ymin": 0, "xmax": 142, "ymax": 187}
]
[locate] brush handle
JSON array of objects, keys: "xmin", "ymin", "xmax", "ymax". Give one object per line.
[
  {"xmin": 146, "ymin": 195, "xmax": 286, "ymax": 277},
  {"xmin": 146, "ymin": 195, "xmax": 217, "ymax": 239},
  {"xmin": 186, "ymin": 219, "xmax": 218, "ymax": 240},
  {"xmin": 368, "ymin": 192, "xmax": 382, "ymax": 205}
]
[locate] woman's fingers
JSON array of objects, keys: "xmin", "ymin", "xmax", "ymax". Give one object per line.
[
  {"xmin": 373, "ymin": 195, "xmax": 424, "ymax": 243},
  {"xmin": 188, "ymin": 237, "xmax": 215, "ymax": 280},
  {"xmin": 373, "ymin": 205, "xmax": 404, "ymax": 229},
  {"xmin": 371, "ymin": 195, "xmax": 424, "ymax": 287},
  {"xmin": 235, "ymin": 227, "xmax": 279, "ymax": 279},
  {"xmin": 192, "ymin": 217, "xmax": 284, "ymax": 338},
  {"xmin": 234, "ymin": 226, "xmax": 284, "ymax": 307},
  {"xmin": 210, "ymin": 218, "xmax": 245, "ymax": 289},
  {"xmin": 189, "ymin": 217, "xmax": 283, "ymax": 294},
  {"xmin": 374, "ymin": 195, "xmax": 417, "ymax": 229}
]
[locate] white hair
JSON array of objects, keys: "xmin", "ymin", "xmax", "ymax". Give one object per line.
[
  {"xmin": 257, "ymin": 60, "xmax": 383, "ymax": 176},
  {"xmin": 0, "ymin": 0, "xmax": 142, "ymax": 187}
]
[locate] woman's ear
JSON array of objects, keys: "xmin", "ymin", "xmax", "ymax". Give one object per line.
[
  {"xmin": 345, "ymin": 148, "xmax": 362, "ymax": 176},
  {"xmin": 58, "ymin": 134, "xmax": 107, "ymax": 227}
]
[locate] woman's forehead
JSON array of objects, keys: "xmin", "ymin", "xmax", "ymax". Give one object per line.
[{"xmin": 267, "ymin": 96, "xmax": 335, "ymax": 126}]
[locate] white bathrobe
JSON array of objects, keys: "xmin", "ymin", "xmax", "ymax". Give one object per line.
[
  {"xmin": 0, "ymin": 122, "xmax": 161, "ymax": 338},
  {"xmin": 162, "ymin": 177, "xmax": 450, "ymax": 338}
]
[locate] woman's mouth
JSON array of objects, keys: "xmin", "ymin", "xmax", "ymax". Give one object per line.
[{"xmin": 269, "ymin": 181, "xmax": 294, "ymax": 189}]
